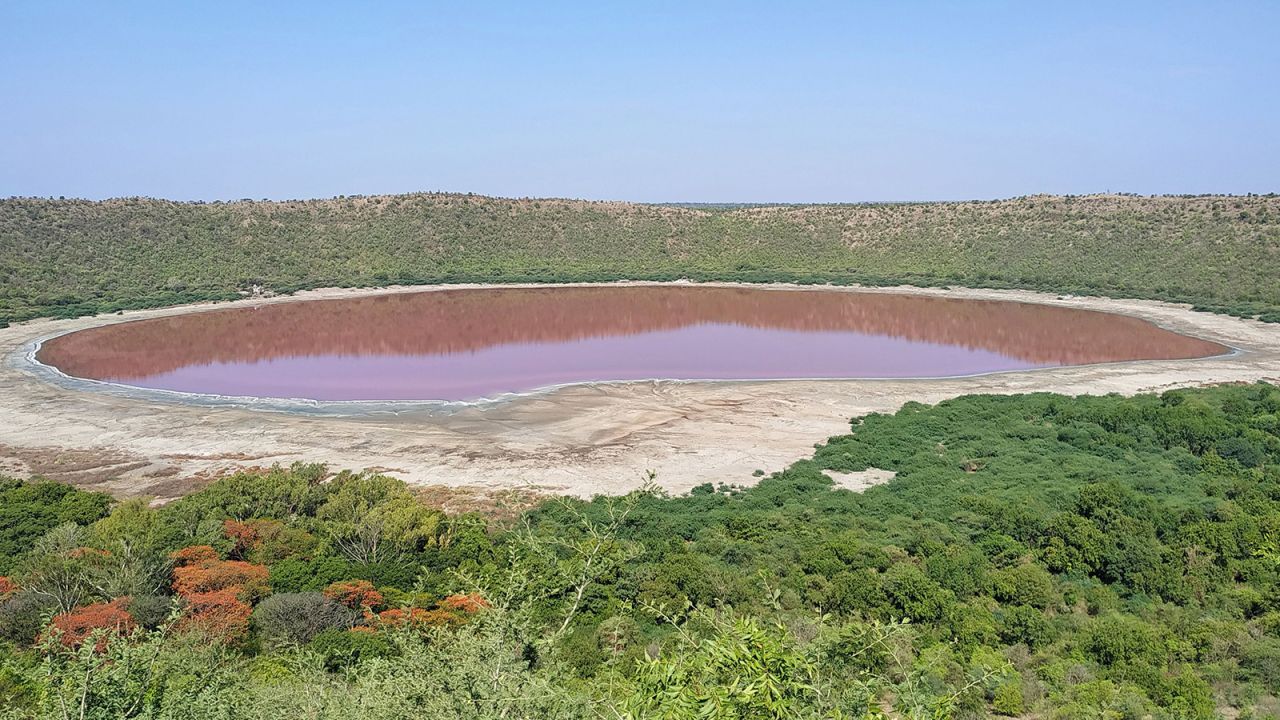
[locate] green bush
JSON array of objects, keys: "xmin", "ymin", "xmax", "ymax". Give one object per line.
[
  {"xmin": 998, "ymin": 605, "xmax": 1055, "ymax": 649},
  {"xmin": 992, "ymin": 679, "xmax": 1025, "ymax": 716},
  {"xmin": 306, "ymin": 628, "xmax": 395, "ymax": 671}
]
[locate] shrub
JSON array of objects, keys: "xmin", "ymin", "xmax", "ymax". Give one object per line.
[
  {"xmin": 438, "ymin": 593, "xmax": 490, "ymax": 613},
  {"xmin": 252, "ymin": 593, "xmax": 356, "ymax": 646},
  {"xmin": 0, "ymin": 592, "xmax": 58, "ymax": 645},
  {"xmin": 1083, "ymin": 615, "xmax": 1166, "ymax": 669},
  {"xmin": 127, "ymin": 595, "xmax": 176, "ymax": 629},
  {"xmin": 363, "ymin": 592, "xmax": 490, "ymax": 632},
  {"xmin": 306, "ymin": 627, "xmax": 395, "ymax": 671},
  {"xmin": 823, "ymin": 569, "xmax": 887, "ymax": 616},
  {"xmin": 881, "ymin": 562, "xmax": 953, "ymax": 623},
  {"xmin": 223, "ymin": 519, "xmax": 263, "ymax": 559},
  {"xmin": 371, "ymin": 607, "xmax": 457, "ymax": 629},
  {"xmin": 992, "ymin": 563, "xmax": 1056, "ymax": 608},
  {"xmin": 267, "ymin": 556, "xmax": 353, "ymax": 592},
  {"xmin": 1154, "ymin": 669, "xmax": 1215, "ymax": 720},
  {"xmin": 992, "ymin": 679, "xmax": 1025, "ymax": 716},
  {"xmin": 224, "ymin": 519, "xmax": 316, "ymax": 564},
  {"xmin": 1051, "ymin": 679, "xmax": 1156, "ymax": 720},
  {"xmin": 0, "ymin": 480, "xmax": 111, "ymax": 575}
]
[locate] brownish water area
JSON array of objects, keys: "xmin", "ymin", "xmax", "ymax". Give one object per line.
[{"xmin": 36, "ymin": 286, "xmax": 1228, "ymax": 402}]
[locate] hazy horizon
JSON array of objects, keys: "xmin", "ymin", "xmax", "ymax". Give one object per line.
[
  {"xmin": 5, "ymin": 190, "xmax": 1279, "ymax": 206},
  {"xmin": 3, "ymin": 1, "xmax": 1278, "ymax": 202}
]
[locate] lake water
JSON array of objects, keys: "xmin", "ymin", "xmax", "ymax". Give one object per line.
[{"xmin": 36, "ymin": 286, "xmax": 1228, "ymax": 402}]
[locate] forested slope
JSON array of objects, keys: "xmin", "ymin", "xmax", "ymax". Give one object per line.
[
  {"xmin": 1, "ymin": 383, "xmax": 1278, "ymax": 718},
  {"xmin": 2, "ymin": 193, "xmax": 1278, "ymax": 325}
]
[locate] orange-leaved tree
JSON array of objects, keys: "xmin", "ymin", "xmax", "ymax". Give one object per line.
[
  {"xmin": 222, "ymin": 519, "xmax": 263, "ymax": 559},
  {"xmin": 439, "ymin": 592, "xmax": 490, "ymax": 613},
  {"xmin": 223, "ymin": 518, "xmax": 316, "ymax": 564},
  {"xmin": 168, "ymin": 544, "xmax": 269, "ymax": 643},
  {"xmin": 365, "ymin": 593, "xmax": 489, "ymax": 631},
  {"xmin": 177, "ymin": 588, "xmax": 252, "ymax": 642},
  {"xmin": 169, "ymin": 545, "xmax": 218, "ymax": 567},
  {"xmin": 369, "ymin": 607, "xmax": 458, "ymax": 629},
  {"xmin": 169, "ymin": 545, "xmax": 269, "ymax": 602},
  {"xmin": 323, "ymin": 580, "xmax": 384, "ymax": 610},
  {"xmin": 47, "ymin": 598, "xmax": 135, "ymax": 649}
]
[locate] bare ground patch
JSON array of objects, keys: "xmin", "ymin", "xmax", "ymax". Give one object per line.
[
  {"xmin": 415, "ymin": 484, "xmax": 556, "ymax": 522},
  {"xmin": 823, "ymin": 468, "xmax": 897, "ymax": 492},
  {"xmin": 0, "ymin": 442, "xmax": 158, "ymax": 487}
]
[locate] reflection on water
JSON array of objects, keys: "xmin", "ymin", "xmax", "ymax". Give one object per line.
[{"xmin": 37, "ymin": 286, "xmax": 1227, "ymax": 401}]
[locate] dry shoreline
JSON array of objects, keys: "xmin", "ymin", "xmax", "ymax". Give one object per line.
[{"xmin": 2, "ymin": 281, "xmax": 1278, "ymax": 502}]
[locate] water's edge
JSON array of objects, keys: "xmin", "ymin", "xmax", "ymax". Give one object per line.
[{"xmin": 14, "ymin": 315, "xmax": 1240, "ymax": 419}]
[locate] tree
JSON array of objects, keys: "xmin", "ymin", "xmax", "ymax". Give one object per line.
[
  {"xmin": 317, "ymin": 473, "xmax": 449, "ymax": 565},
  {"xmin": 606, "ymin": 610, "xmax": 936, "ymax": 719},
  {"xmin": 178, "ymin": 589, "xmax": 252, "ymax": 643},
  {"xmin": 881, "ymin": 562, "xmax": 953, "ymax": 624},
  {"xmin": 170, "ymin": 546, "xmax": 269, "ymax": 602},
  {"xmin": 991, "ymin": 563, "xmax": 1056, "ymax": 608},
  {"xmin": 323, "ymin": 579, "xmax": 384, "ymax": 610},
  {"xmin": 224, "ymin": 518, "xmax": 317, "ymax": 564},
  {"xmin": 23, "ymin": 620, "xmax": 245, "ymax": 719},
  {"xmin": 1039, "ymin": 512, "xmax": 1104, "ymax": 574},
  {"xmin": 615, "ymin": 613, "xmax": 820, "ymax": 719},
  {"xmin": 169, "ymin": 545, "xmax": 218, "ymax": 566},
  {"xmin": 47, "ymin": 598, "xmax": 135, "ymax": 649},
  {"xmin": 18, "ymin": 523, "xmax": 95, "ymax": 612},
  {"xmin": 1083, "ymin": 614, "xmax": 1167, "ymax": 671},
  {"xmin": 82, "ymin": 539, "xmax": 170, "ymax": 600},
  {"xmin": 88, "ymin": 498, "xmax": 166, "ymax": 556},
  {"xmin": 0, "ymin": 479, "xmax": 110, "ymax": 574},
  {"xmin": 0, "ymin": 590, "xmax": 59, "ymax": 645},
  {"xmin": 461, "ymin": 487, "xmax": 645, "ymax": 647},
  {"xmin": 997, "ymin": 604, "xmax": 1054, "ymax": 649}
]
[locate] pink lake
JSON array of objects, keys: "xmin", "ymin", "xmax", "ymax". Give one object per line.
[{"xmin": 36, "ymin": 286, "xmax": 1228, "ymax": 402}]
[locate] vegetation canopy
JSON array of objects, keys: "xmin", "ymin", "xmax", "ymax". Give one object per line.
[
  {"xmin": 2, "ymin": 192, "xmax": 1278, "ymax": 326},
  {"xmin": 1, "ymin": 383, "xmax": 1279, "ymax": 718}
]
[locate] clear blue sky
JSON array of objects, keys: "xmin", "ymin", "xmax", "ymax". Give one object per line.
[{"xmin": 2, "ymin": 1, "xmax": 1277, "ymax": 202}]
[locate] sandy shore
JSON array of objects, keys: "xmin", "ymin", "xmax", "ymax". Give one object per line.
[{"xmin": 2, "ymin": 282, "xmax": 1278, "ymax": 502}]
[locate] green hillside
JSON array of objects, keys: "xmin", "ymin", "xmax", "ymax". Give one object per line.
[
  {"xmin": 2, "ymin": 384, "xmax": 1279, "ymax": 718},
  {"xmin": 2, "ymin": 193, "xmax": 1278, "ymax": 325}
]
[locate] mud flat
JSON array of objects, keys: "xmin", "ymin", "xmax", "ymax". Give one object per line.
[{"xmin": 2, "ymin": 282, "xmax": 1278, "ymax": 502}]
